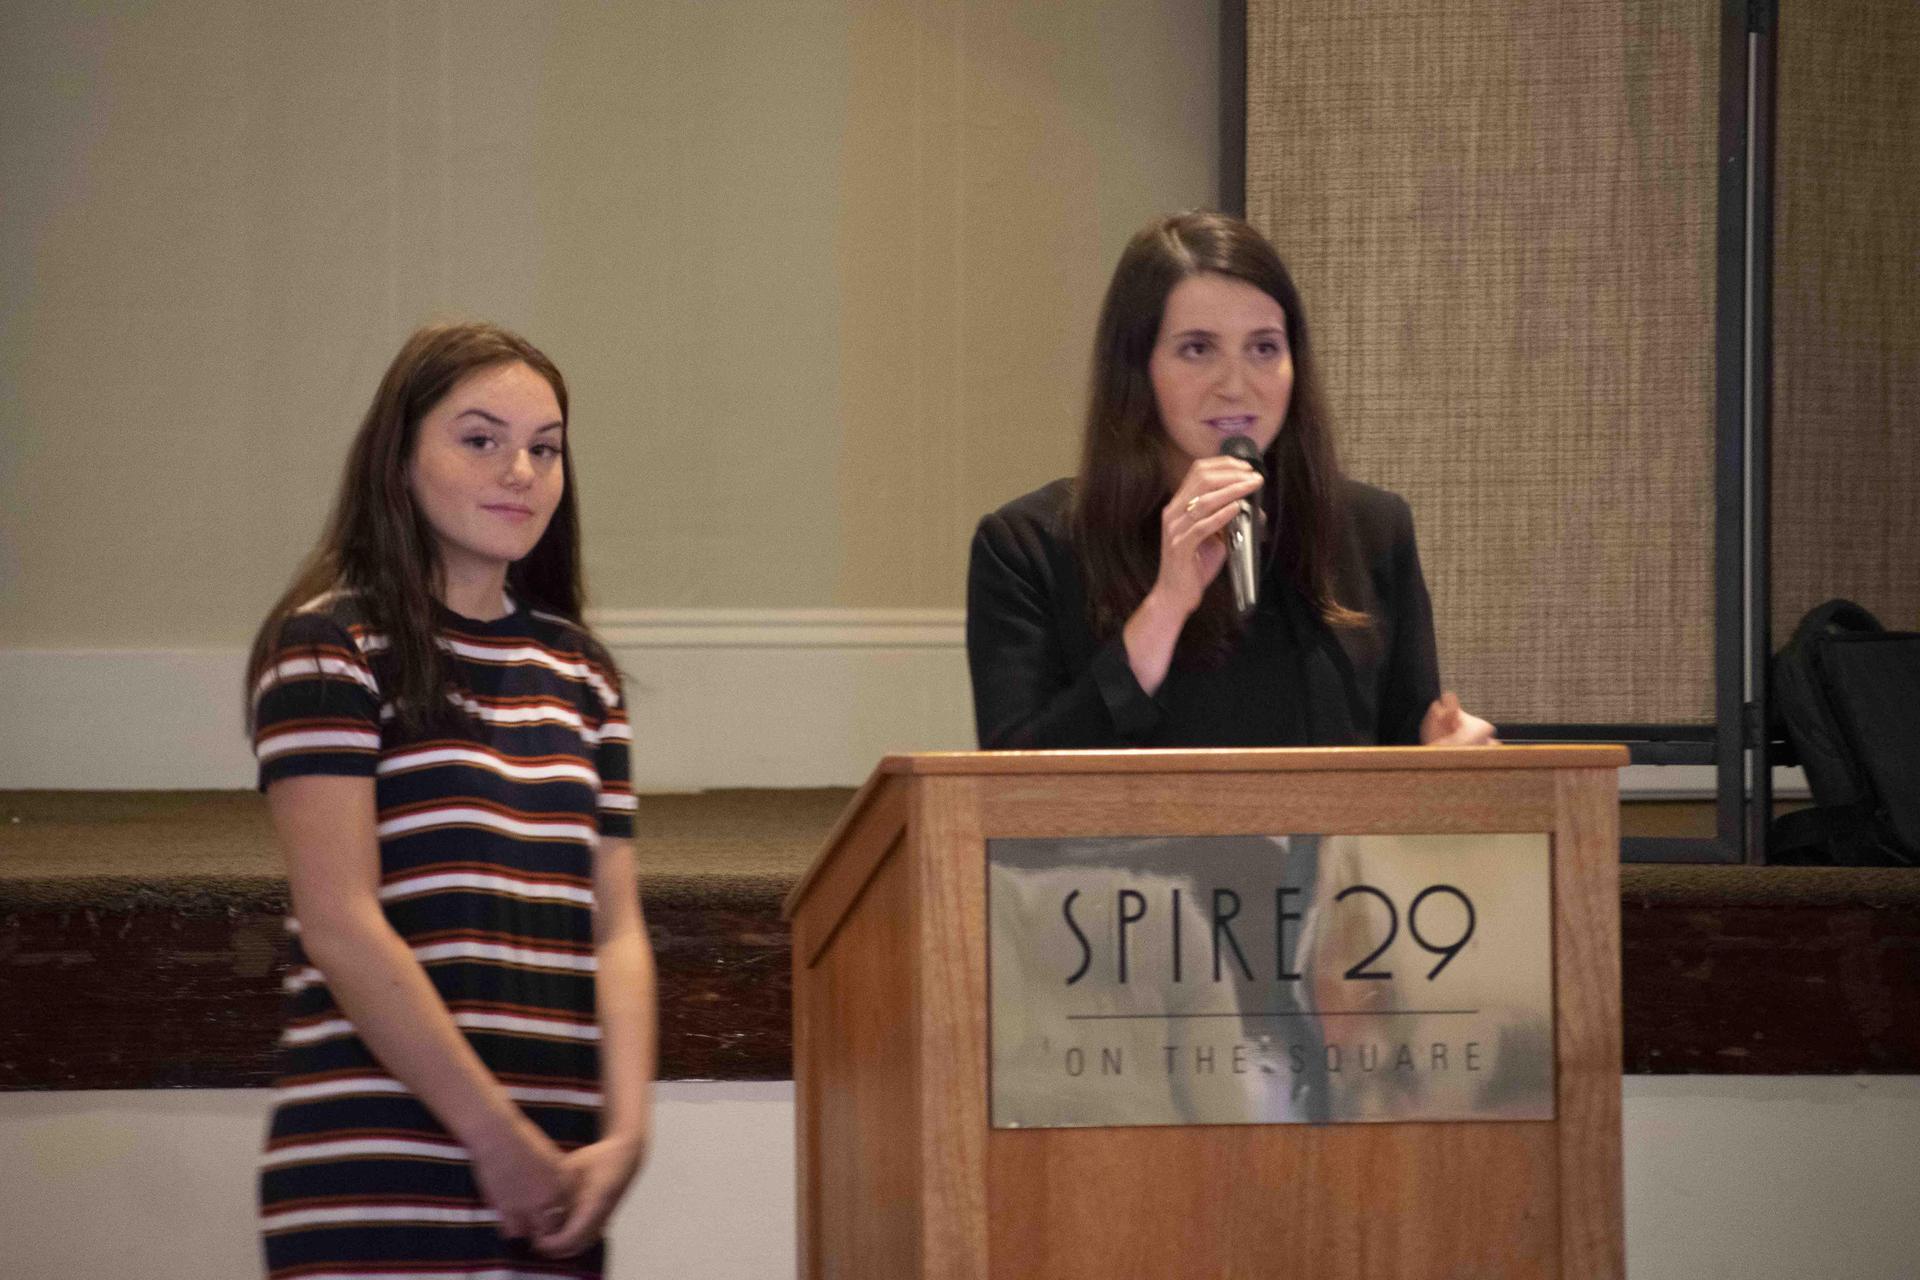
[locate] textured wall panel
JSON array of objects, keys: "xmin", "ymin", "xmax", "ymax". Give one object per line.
[
  {"xmin": 1248, "ymin": 0, "xmax": 1720, "ymax": 724},
  {"xmin": 1770, "ymin": 1, "xmax": 1920, "ymax": 637}
]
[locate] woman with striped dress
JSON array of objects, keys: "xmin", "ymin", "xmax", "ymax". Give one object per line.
[{"xmin": 246, "ymin": 322, "xmax": 654, "ymax": 1277}]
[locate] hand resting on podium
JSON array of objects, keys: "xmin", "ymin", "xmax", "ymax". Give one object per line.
[{"xmin": 1419, "ymin": 691, "xmax": 1499, "ymax": 747}]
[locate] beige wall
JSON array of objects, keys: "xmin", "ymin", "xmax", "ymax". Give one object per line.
[{"xmin": 0, "ymin": 1, "xmax": 1219, "ymax": 647}]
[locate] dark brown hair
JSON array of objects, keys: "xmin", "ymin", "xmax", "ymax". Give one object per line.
[
  {"xmin": 246, "ymin": 321, "xmax": 598, "ymax": 736},
  {"xmin": 1070, "ymin": 210, "xmax": 1363, "ymax": 659}
]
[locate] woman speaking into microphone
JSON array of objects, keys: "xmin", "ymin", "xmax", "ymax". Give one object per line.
[{"xmin": 966, "ymin": 211, "xmax": 1494, "ymax": 750}]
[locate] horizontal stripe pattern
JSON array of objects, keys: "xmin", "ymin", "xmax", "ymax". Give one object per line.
[
  {"xmin": 253, "ymin": 594, "xmax": 628, "ymax": 1276},
  {"xmin": 378, "ymin": 865, "xmax": 596, "ymax": 907},
  {"xmin": 256, "ymin": 650, "xmax": 381, "ymax": 698},
  {"xmin": 275, "ymin": 1073, "xmax": 602, "ymax": 1110},
  {"xmin": 262, "ymin": 1200, "xmax": 502, "ymax": 1233},
  {"xmin": 439, "ymin": 635, "xmax": 618, "ymax": 706},
  {"xmin": 262, "ymin": 1133, "xmax": 469, "ymax": 1168},
  {"xmin": 376, "ymin": 803, "xmax": 598, "ymax": 845},
  {"xmin": 282, "ymin": 934, "xmax": 596, "ymax": 996},
  {"xmin": 259, "ymin": 724, "xmax": 386, "ymax": 761},
  {"xmin": 412, "ymin": 938, "xmax": 597, "ymax": 972},
  {"xmin": 281, "ymin": 998, "xmax": 601, "ymax": 1050},
  {"xmin": 380, "ymin": 744, "xmax": 599, "ymax": 786},
  {"xmin": 265, "ymin": 1269, "xmax": 598, "ymax": 1279}
]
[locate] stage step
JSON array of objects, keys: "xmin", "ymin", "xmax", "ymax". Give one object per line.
[{"xmin": 4, "ymin": 791, "xmax": 1918, "ymax": 1087}]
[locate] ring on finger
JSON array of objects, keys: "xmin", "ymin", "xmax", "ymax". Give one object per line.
[{"xmin": 1183, "ymin": 496, "xmax": 1201, "ymax": 514}]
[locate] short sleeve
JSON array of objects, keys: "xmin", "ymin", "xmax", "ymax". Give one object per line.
[
  {"xmin": 252, "ymin": 612, "xmax": 383, "ymax": 788},
  {"xmin": 590, "ymin": 666, "xmax": 635, "ymax": 840}
]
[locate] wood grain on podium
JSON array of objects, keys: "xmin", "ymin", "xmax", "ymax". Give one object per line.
[
  {"xmin": 975, "ymin": 760, "xmax": 1578, "ymax": 1279},
  {"xmin": 789, "ymin": 747, "xmax": 1627, "ymax": 1279},
  {"xmin": 916, "ymin": 777, "xmax": 992, "ymax": 1280},
  {"xmin": 795, "ymin": 831, "xmax": 919, "ymax": 1278},
  {"xmin": 1553, "ymin": 768, "xmax": 1627, "ymax": 1276},
  {"xmin": 986, "ymin": 1122, "xmax": 1559, "ymax": 1277}
]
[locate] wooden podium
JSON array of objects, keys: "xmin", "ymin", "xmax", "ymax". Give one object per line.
[{"xmin": 784, "ymin": 746, "xmax": 1628, "ymax": 1279}]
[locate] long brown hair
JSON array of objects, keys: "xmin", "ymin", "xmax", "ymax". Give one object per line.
[
  {"xmin": 1070, "ymin": 211, "xmax": 1362, "ymax": 660},
  {"xmin": 246, "ymin": 321, "xmax": 596, "ymax": 736}
]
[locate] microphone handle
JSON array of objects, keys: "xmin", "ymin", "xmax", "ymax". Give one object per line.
[{"xmin": 1226, "ymin": 500, "xmax": 1259, "ymax": 615}]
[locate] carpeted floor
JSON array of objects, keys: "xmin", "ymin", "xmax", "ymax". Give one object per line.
[
  {"xmin": 6, "ymin": 790, "xmax": 1918, "ymax": 912},
  {"xmin": 0, "ymin": 788, "xmax": 854, "ymax": 911}
]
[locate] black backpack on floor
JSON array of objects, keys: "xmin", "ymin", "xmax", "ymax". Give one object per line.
[{"xmin": 1769, "ymin": 599, "xmax": 1920, "ymax": 866}]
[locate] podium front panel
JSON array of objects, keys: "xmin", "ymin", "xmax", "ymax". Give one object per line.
[
  {"xmin": 970, "ymin": 767, "xmax": 1582, "ymax": 1278},
  {"xmin": 790, "ymin": 751, "xmax": 1623, "ymax": 1280},
  {"xmin": 987, "ymin": 832, "xmax": 1555, "ymax": 1130}
]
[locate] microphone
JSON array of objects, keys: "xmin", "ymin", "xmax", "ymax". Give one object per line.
[{"xmin": 1219, "ymin": 434, "xmax": 1266, "ymax": 615}]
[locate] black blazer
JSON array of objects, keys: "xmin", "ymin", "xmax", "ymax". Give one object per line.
[{"xmin": 965, "ymin": 477, "xmax": 1442, "ymax": 749}]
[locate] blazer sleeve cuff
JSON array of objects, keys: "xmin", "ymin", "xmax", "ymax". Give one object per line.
[{"xmin": 1090, "ymin": 634, "xmax": 1165, "ymax": 740}]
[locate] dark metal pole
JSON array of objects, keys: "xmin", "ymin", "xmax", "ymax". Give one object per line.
[
  {"xmin": 1745, "ymin": 0, "xmax": 1779, "ymax": 864},
  {"xmin": 1714, "ymin": 0, "xmax": 1756, "ymax": 863},
  {"xmin": 1219, "ymin": 0, "xmax": 1247, "ymax": 217}
]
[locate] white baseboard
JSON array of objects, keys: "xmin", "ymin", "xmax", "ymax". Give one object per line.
[
  {"xmin": 597, "ymin": 609, "xmax": 974, "ymax": 790},
  {"xmin": 0, "ymin": 649, "xmax": 261, "ymax": 791},
  {"xmin": 593, "ymin": 608, "xmax": 964, "ymax": 650},
  {"xmin": 0, "ymin": 616, "xmax": 1806, "ymax": 796},
  {"xmin": 0, "ymin": 610, "xmax": 974, "ymax": 791},
  {"xmin": 6, "ymin": 1078, "xmax": 1920, "ymax": 1280}
]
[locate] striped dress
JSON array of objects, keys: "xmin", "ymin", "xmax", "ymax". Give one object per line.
[{"xmin": 252, "ymin": 594, "xmax": 635, "ymax": 1279}]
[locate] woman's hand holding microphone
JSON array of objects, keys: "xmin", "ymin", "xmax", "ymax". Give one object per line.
[
  {"xmin": 1122, "ymin": 457, "xmax": 1262, "ymax": 696},
  {"xmin": 1125, "ymin": 457, "xmax": 1499, "ymax": 749}
]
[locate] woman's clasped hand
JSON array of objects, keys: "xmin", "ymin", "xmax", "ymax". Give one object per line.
[{"xmin": 465, "ymin": 1109, "xmax": 576, "ymax": 1248}]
